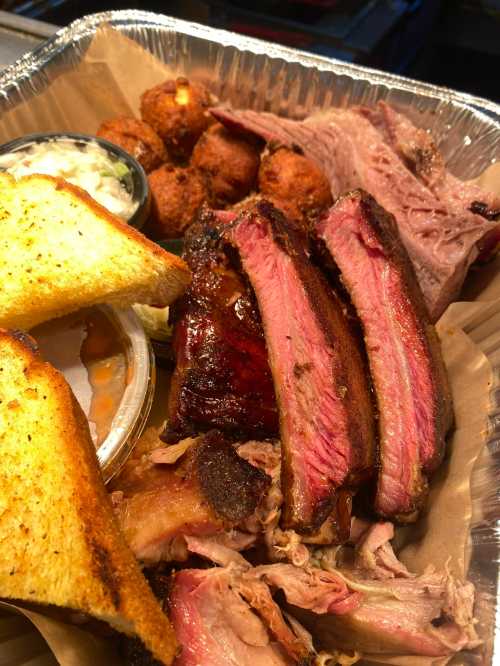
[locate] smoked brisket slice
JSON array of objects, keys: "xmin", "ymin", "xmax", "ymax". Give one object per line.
[
  {"xmin": 213, "ymin": 104, "xmax": 499, "ymax": 321},
  {"xmin": 228, "ymin": 201, "xmax": 375, "ymax": 533},
  {"xmin": 164, "ymin": 210, "xmax": 279, "ymax": 443},
  {"xmin": 316, "ymin": 191, "xmax": 453, "ymax": 520}
]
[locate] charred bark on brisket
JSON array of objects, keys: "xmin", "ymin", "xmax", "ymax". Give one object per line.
[{"xmin": 196, "ymin": 430, "xmax": 272, "ymax": 522}]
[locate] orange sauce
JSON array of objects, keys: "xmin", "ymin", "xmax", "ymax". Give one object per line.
[{"xmin": 80, "ymin": 309, "xmax": 131, "ymax": 446}]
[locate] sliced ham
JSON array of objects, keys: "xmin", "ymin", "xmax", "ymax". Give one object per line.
[
  {"xmin": 228, "ymin": 201, "xmax": 375, "ymax": 533},
  {"xmin": 214, "ymin": 103, "xmax": 499, "ymax": 320},
  {"xmin": 316, "ymin": 190, "xmax": 453, "ymax": 519}
]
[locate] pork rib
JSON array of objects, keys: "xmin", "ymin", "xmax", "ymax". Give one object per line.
[
  {"xmin": 228, "ymin": 201, "xmax": 375, "ymax": 533},
  {"xmin": 165, "ymin": 209, "xmax": 278, "ymax": 443},
  {"xmin": 316, "ymin": 190, "xmax": 453, "ymax": 520},
  {"xmin": 213, "ymin": 103, "xmax": 499, "ymax": 320}
]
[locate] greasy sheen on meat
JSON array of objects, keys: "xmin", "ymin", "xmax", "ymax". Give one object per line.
[
  {"xmin": 109, "ymin": 429, "xmax": 270, "ymax": 563},
  {"xmin": 213, "ymin": 103, "xmax": 500, "ymax": 320},
  {"xmin": 228, "ymin": 201, "xmax": 375, "ymax": 533},
  {"xmin": 316, "ymin": 191, "xmax": 453, "ymax": 520},
  {"xmin": 164, "ymin": 209, "xmax": 278, "ymax": 443}
]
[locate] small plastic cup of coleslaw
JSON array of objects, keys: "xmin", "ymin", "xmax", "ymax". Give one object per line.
[{"xmin": 0, "ymin": 132, "xmax": 150, "ymax": 229}]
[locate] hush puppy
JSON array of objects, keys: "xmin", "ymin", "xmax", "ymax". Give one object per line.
[
  {"xmin": 258, "ymin": 147, "xmax": 332, "ymax": 222},
  {"xmin": 146, "ymin": 164, "xmax": 208, "ymax": 239},
  {"xmin": 97, "ymin": 116, "xmax": 168, "ymax": 173},
  {"xmin": 140, "ymin": 77, "xmax": 213, "ymax": 160},
  {"xmin": 191, "ymin": 123, "xmax": 260, "ymax": 206}
]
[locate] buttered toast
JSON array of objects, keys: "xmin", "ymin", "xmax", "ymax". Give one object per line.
[
  {"xmin": 0, "ymin": 173, "xmax": 190, "ymax": 330},
  {"xmin": 0, "ymin": 329, "xmax": 178, "ymax": 664}
]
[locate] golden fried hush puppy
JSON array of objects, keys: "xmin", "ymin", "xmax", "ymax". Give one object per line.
[
  {"xmin": 146, "ymin": 164, "xmax": 208, "ymax": 239},
  {"xmin": 97, "ymin": 116, "xmax": 168, "ymax": 173},
  {"xmin": 140, "ymin": 78, "xmax": 213, "ymax": 160},
  {"xmin": 258, "ymin": 147, "xmax": 332, "ymax": 221},
  {"xmin": 191, "ymin": 123, "xmax": 260, "ymax": 206}
]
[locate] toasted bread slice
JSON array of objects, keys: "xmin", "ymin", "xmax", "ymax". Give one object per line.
[
  {"xmin": 0, "ymin": 329, "xmax": 178, "ymax": 664},
  {"xmin": 0, "ymin": 173, "xmax": 190, "ymax": 330}
]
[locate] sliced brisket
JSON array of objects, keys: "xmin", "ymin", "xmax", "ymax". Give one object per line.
[
  {"xmin": 316, "ymin": 191, "xmax": 452, "ymax": 519},
  {"xmin": 228, "ymin": 201, "xmax": 375, "ymax": 533},
  {"xmin": 362, "ymin": 101, "xmax": 500, "ymax": 211},
  {"xmin": 214, "ymin": 104, "xmax": 499, "ymax": 320},
  {"xmin": 164, "ymin": 210, "xmax": 279, "ymax": 442}
]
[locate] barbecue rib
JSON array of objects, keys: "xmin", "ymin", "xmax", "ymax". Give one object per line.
[
  {"xmin": 228, "ymin": 201, "xmax": 375, "ymax": 533},
  {"xmin": 164, "ymin": 209, "xmax": 278, "ymax": 443},
  {"xmin": 213, "ymin": 103, "xmax": 500, "ymax": 320},
  {"xmin": 316, "ymin": 190, "xmax": 453, "ymax": 520},
  {"xmin": 110, "ymin": 429, "xmax": 270, "ymax": 563},
  {"xmin": 168, "ymin": 568, "xmax": 299, "ymax": 666}
]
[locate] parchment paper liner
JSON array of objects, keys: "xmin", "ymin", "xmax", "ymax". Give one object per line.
[{"xmin": 1, "ymin": 25, "xmax": 499, "ymax": 666}]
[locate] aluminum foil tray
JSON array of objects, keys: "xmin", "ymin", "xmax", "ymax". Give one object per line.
[{"xmin": 0, "ymin": 9, "xmax": 499, "ymax": 663}]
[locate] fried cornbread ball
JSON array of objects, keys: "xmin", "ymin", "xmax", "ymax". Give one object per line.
[
  {"xmin": 258, "ymin": 147, "xmax": 332, "ymax": 221},
  {"xmin": 140, "ymin": 78, "xmax": 213, "ymax": 160},
  {"xmin": 97, "ymin": 117, "xmax": 168, "ymax": 173},
  {"xmin": 146, "ymin": 164, "xmax": 208, "ymax": 239},
  {"xmin": 191, "ymin": 123, "xmax": 260, "ymax": 206}
]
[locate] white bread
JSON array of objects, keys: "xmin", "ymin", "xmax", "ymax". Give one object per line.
[
  {"xmin": 0, "ymin": 328, "xmax": 178, "ymax": 664},
  {"xmin": 0, "ymin": 172, "xmax": 190, "ymax": 330}
]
